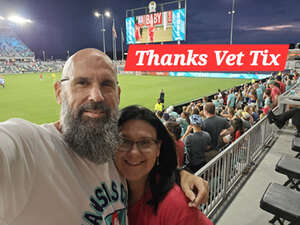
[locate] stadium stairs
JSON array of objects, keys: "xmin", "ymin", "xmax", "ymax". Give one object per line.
[{"xmin": 215, "ymin": 124, "xmax": 298, "ymax": 225}]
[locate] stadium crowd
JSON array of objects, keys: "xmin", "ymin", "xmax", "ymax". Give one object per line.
[
  {"xmin": 0, "ymin": 35, "xmax": 34, "ymax": 58},
  {"xmin": 155, "ymin": 70, "xmax": 300, "ymax": 173},
  {"xmin": 0, "ymin": 60, "xmax": 65, "ymax": 74},
  {"xmin": 0, "ymin": 32, "xmax": 66, "ymax": 74}
]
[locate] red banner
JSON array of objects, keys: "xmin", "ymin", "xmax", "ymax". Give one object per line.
[{"xmin": 125, "ymin": 44, "xmax": 289, "ymax": 72}]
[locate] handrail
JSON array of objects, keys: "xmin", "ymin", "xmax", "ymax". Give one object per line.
[{"xmin": 194, "ymin": 85, "xmax": 299, "ymax": 218}]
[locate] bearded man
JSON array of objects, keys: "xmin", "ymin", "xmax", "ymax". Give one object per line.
[{"xmin": 0, "ymin": 48, "xmax": 208, "ymax": 225}]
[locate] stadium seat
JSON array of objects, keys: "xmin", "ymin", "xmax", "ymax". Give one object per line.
[
  {"xmin": 275, "ymin": 155, "xmax": 300, "ymax": 191},
  {"xmin": 260, "ymin": 183, "xmax": 300, "ymax": 225},
  {"xmin": 292, "ymin": 136, "xmax": 300, "ymax": 158}
]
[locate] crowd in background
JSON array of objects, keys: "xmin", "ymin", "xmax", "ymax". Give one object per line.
[
  {"xmin": 155, "ymin": 70, "xmax": 300, "ymax": 173},
  {"xmin": 0, "ymin": 35, "xmax": 34, "ymax": 58},
  {"xmin": 0, "ymin": 60, "xmax": 65, "ymax": 74},
  {"xmin": 0, "ymin": 34, "xmax": 66, "ymax": 74}
]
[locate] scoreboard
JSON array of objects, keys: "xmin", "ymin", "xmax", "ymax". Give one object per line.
[{"xmin": 126, "ymin": 8, "xmax": 186, "ymax": 44}]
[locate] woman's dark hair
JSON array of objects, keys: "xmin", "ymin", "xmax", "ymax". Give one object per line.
[
  {"xmin": 264, "ymin": 89, "xmax": 273, "ymax": 104},
  {"xmin": 183, "ymin": 111, "xmax": 190, "ymax": 124},
  {"xmin": 165, "ymin": 121, "xmax": 181, "ymax": 140},
  {"xmin": 118, "ymin": 105, "xmax": 177, "ymax": 213},
  {"xmin": 192, "ymin": 107, "xmax": 199, "ymax": 115},
  {"xmin": 231, "ymin": 117, "xmax": 244, "ymax": 134}
]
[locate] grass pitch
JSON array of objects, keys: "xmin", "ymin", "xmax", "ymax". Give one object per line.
[{"xmin": 0, "ymin": 72, "xmax": 250, "ymax": 124}]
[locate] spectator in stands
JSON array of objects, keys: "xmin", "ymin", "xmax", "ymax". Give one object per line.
[
  {"xmin": 268, "ymin": 80, "xmax": 281, "ymax": 107},
  {"xmin": 165, "ymin": 105, "xmax": 179, "ymax": 121},
  {"xmin": 218, "ymin": 94, "xmax": 224, "ymax": 106},
  {"xmin": 220, "ymin": 106, "xmax": 235, "ymax": 121},
  {"xmin": 235, "ymin": 110, "xmax": 251, "ymax": 130},
  {"xmin": 285, "ymin": 75, "xmax": 294, "ymax": 91},
  {"xmin": 212, "ymin": 95, "xmax": 222, "ymax": 113},
  {"xmin": 176, "ymin": 111, "xmax": 190, "ymax": 137},
  {"xmin": 165, "ymin": 121, "xmax": 185, "ymax": 167},
  {"xmin": 186, "ymin": 101, "xmax": 196, "ymax": 114},
  {"xmin": 191, "ymin": 107, "xmax": 200, "ymax": 117},
  {"xmin": 243, "ymin": 105, "xmax": 254, "ymax": 125},
  {"xmin": 115, "ymin": 105, "xmax": 213, "ymax": 225},
  {"xmin": 246, "ymin": 86, "xmax": 257, "ymax": 106},
  {"xmin": 154, "ymin": 98, "xmax": 163, "ymax": 112},
  {"xmin": 230, "ymin": 117, "xmax": 244, "ymax": 142},
  {"xmin": 183, "ymin": 115, "xmax": 211, "ymax": 173},
  {"xmin": 203, "ymin": 103, "xmax": 233, "ymax": 161},
  {"xmin": 251, "ymin": 106, "xmax": 260, "ymax": 122},
  {"xmin": 263, "ymin": 89, "xmax": 272, "ymax": 114},
  {"xmin": 223, "ymin": 91, "xmax": 228, "ymax": 106},
  {"xmin": 203, "ymin": 96, "xmax": 209, "ymax": 105},
  {"xmin": 227, "ymin": 89, "xmax": 236, "ymax": 108},
  {"xmin": 241, "ymin": 112, "xmax": 252, "ymax": 130},
  {"xmin": 275, "ymin": 75, "xmax": 286, "ymax": 94},
  {"xmin": 254, "ymin": 82, "xmax": 264, "ymax": 108},
  {"xmin": 162, "ymin": 112, "xmax": 170, "ymax": 124},
  {"xmin": 0, "ymin": 48, "xmax": 208, "ymax": 224},
  {"xmin": 241, "ymin": 84, "xmax": 249, "ymax": 107},
  {"xmin": 235, "ymin": 90, "xmax": 243, "ymax": 109}
]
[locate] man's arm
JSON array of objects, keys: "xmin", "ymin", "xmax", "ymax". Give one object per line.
[
  {"xmin": 179, "ymin": 169, "xmax": 209, "ymax": 207},
  {"xmin": 220, "ymin": 126, "xmax": 234, "ymax": 137},
  {"xmin": 181, "ymin": 125, "xmax": 193, "ymax": 141},
  {"xmin": 0, "ymin": 119, "xmax": 36, "ymax": 221}
]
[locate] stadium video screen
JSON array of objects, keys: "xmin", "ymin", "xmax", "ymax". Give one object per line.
[{"xmin": 126, "ymin": 8, "xmax": 185, "ymax": 44}]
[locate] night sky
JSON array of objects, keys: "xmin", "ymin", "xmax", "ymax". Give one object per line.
[{"xmin": 1, "ymin": 0, "xmax": 300, "ymax": 59}]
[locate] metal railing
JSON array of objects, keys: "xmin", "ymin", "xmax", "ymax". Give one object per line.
[
  {"xmin": 195, "ymin": 85, "xmax": 298, "ymax": 218},
  {"xmin": 196, "ymin": 115, "xmax": 278, "ymax": 217}
]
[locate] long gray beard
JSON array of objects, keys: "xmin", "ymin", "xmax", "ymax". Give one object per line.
[{"xmin": 60, "ymin": 100, "xmax": 120, "ymax": 164}]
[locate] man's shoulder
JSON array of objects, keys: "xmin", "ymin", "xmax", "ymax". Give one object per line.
[
  {"xmin": 205, "ymin": 115, "xmax": 225, "ymax": 122},
  {"xmin": 0, "ymin": 118, "xmax": 38, "ymax": 130},
  {"xmin": 201, "ymin": 130, "xmax": 211, "ymax": 138},
  {"xmin": 0, "ymin": 118, "xmax": 57, "ymax": 139}
]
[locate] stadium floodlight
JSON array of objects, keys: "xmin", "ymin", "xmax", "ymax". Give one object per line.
[
  {"xmin": 8, "ymin": 15, "xmax": 32, "ymax": 25},
  {"xmin": 94, "ymin": 10, "xmax": 111, "ymax": 54},
  {"xmin": 94, "ymin": 11, "xmax": 100, "ymax": 18},
  {"xmin": 104, "ymin": 11, "xmax": 111, "ymax": 18}
]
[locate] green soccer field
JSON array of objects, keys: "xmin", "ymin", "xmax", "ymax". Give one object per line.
[{"xmin": 0, "ymin": 73, "xmax": 250, "ymax": 124}]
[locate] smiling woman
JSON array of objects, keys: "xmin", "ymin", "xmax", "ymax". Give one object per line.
[{"xmin": 114, "ymin": 105, "xmax": 212, "ymax": 225}]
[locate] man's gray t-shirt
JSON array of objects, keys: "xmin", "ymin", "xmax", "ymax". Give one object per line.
[
  {"xmin": 184, "ymin": 131, "xmax": 211, "ymax": 166},
  {"xmin": 203, "ymin": 116, "xmax": 230, "ymax": 150}
]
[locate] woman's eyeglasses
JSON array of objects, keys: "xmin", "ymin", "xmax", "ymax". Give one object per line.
[{"xmin": 118, "ymin": 138, "xmax": 159, "ymax": 152}]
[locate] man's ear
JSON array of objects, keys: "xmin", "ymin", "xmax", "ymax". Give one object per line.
[
  {"xmin": 117, "ymin": 85, "xmax": 121, "ymax": 105},
  {"xmin": 54, "ymin": 81, "xmax": 62, "ymax": 104}
]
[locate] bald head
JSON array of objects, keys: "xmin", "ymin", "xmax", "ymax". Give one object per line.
[
  {"xmin": 61, "ymin": 48, "xmax": 117, "ymax": 81},
  {"xmin": 54, "ymin": 47, "xmax": 120, "ymax": 118}
]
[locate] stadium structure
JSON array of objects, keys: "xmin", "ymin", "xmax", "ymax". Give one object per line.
[{"xmin": 0, "ymin": 20, "xmax": 64, "ymax": 74}]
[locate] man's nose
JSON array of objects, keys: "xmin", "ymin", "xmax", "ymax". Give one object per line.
[{"xmin": 88, "ymin": 85, "xmax": 104, "ymax": 102}]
